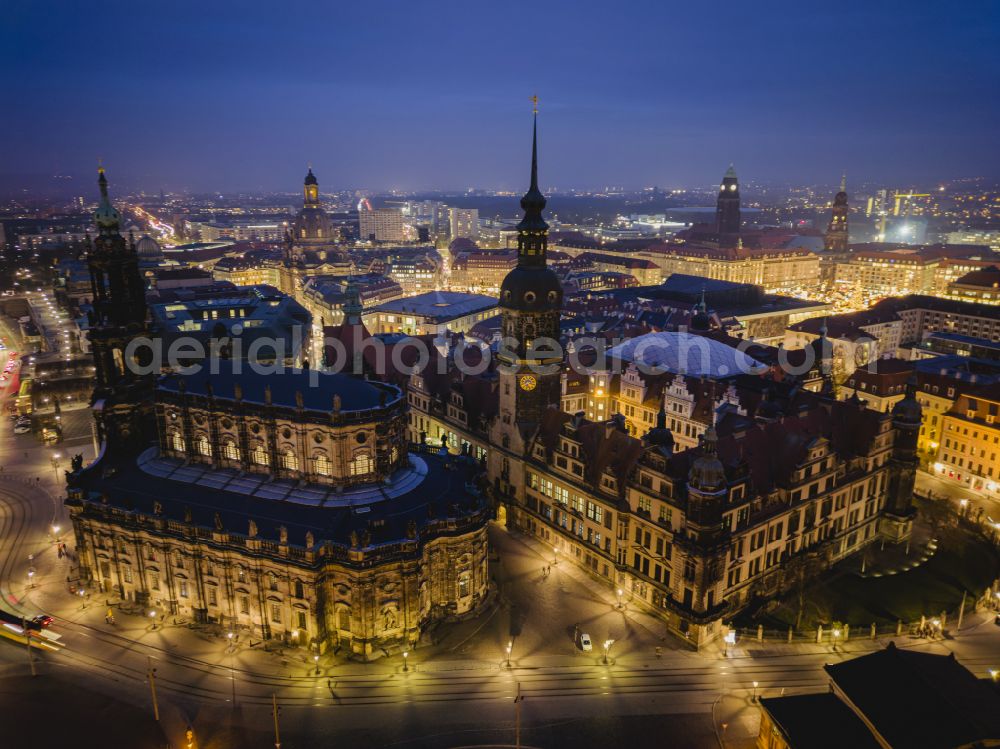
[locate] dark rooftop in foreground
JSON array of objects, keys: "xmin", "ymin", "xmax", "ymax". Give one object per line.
[
  {"xmin": 824, "ymin": 643, "xmax": 1000, "ymax": 749},
  {"xmin": 759, "ymin": 693, "xmax": 882, "ymax": 749}
]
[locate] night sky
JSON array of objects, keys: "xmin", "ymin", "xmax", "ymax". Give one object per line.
[{"xmin": 2, "ymin": 0, "xmax": 998, "ymax": 194}]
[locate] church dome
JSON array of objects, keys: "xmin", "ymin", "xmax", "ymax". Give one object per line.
[
  {"xmin": 304, "ymin": 168, "xmax": 318, "ymax": 186},
  {"xmin": 136, "ymin": 234, "xmax": 162, "ymax": 259}
]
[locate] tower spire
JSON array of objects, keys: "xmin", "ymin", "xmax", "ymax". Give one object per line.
[
  {"xmin": 840, "ymin": 172, "xmax": 847, "ymax": 193},
  {"xmin": 516, "ymin": 97, "xmax": 548, "ymax": 268}
]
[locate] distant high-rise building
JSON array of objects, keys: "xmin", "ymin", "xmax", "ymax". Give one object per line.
[
  {"xmin": 715, "ymin": 164, "xmax": 740, "ymax": 243},
  {"xmin": 449, "ymin": 207, "xmax": 479, "ymax": 241},
  {"xmin": 824, "ymin": 175, "xmax": 849, "ymax": 252},
  {"xmin": 359, "ymin": 205, "xmax": 407, "ymax": 243}
]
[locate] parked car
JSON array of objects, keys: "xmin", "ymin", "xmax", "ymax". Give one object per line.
[
  {"xmin": 13, "ymin": 423, "xmax": 31, "ymax": 434},
  {"xmin": 579, "ymin": 633, "xmax": 593, "ymax": 651}
]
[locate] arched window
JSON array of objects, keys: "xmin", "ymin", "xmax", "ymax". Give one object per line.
[
  {"xmin": 279, "ymin": 449, "xmax": 298, "ymax": 471},
  {"xmin": 313, "ymin": 453, "xmax": 331, "ymax": 476},
  {"xmin": 350, "ymin": 452, "xmax": 372, "ymax": 477},
  {"xmin": 195, "ymin": 434, "xmax": 211, "ymax": 457},
  {"xmin": 250, "ymin": 443, "xmax": 269, "ymax": 466},
  {"xmin": 222, "ymin": 439, "xmax": 240, "ymax": 461},
  {"xmin": 170, "ymin": 431, "xmax": 185, "ymax": 453}
]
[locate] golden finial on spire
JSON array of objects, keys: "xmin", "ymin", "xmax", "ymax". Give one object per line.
[
  {"xmin": 97, "ymin": 156, "xmax": 104, "ymax": 174},
  {"xmin": 531, "ymin": 94, "xmax": 539, "ymax": 115}
]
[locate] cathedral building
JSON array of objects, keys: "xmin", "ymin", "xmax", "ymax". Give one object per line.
[
  {"xmin": 410, "ymin": 115, "xmax": 921, "ymax": 648},
  {"xmin": 66, "ymin": 170, "xmax": 491, "ymax": 659}
]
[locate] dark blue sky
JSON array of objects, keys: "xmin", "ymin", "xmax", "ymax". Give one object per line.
[{"xmin": 2, "ymin": 0, "xmax": 998, "ymax": 194}]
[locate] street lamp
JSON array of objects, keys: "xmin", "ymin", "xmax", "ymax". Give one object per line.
[
  {"xmin": 149, "ymin": 609, "xmax": 158, "ymax": 630},
  {"xmin": 832, "ymin": 628, "xmax": 841, "ymax": 652},
  {"xmin": 552, "ymin": 546, "xmax": 559, "ymax": 566},
  {"xmin": 603, "ymin": 639, "xmax": 614, "ymax": 665},
  {"xmin": 751, "ymin": 680, "xmax": 759, "ymax": 703},
  {"xmin": 27, "ymin": 568, "xmax": 35, "ymax": 589},
  {"xmin": 314, "ymin": 654, "xmax": 320, "ymax": 675},
  {"xmin": 402, "ymin": 651, "xmax": 409, "ymax": 672},
  {"xmin": 506, "ymin": 640, "xmax": 512, "ymax": 668},
  {"xmin": 616, "ymin": 589, "xmax": 624, "ymax": 609}
]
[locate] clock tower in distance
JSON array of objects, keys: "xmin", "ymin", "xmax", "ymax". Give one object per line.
[{"xmin": 495, "ymin": 103, "xmax": 563, "ymax": 451}]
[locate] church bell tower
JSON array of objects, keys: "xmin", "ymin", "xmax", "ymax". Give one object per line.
[
  {"xmin": 85, "ymin": 168, "xmax": 155, "ymax": 449},
  {"xmin": 496, "ymin": 102, "xmax": 564, "ymax": 446},
  {"xmin": 716, "ymin": 164, "xmax": 741, "ymax": 243},
  {"xmin": 824, "ymin": 175, "xmax": 849, "ymax": 252}
]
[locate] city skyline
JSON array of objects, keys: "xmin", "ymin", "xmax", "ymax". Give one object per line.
[{"xmin": 2, "ymin": 1, "xmax": 999, "ymax": 194}]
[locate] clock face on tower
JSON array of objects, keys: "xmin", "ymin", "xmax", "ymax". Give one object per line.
[{"xmin": 519, "ymin": 374, "xmax": 537, "ymax": 391}]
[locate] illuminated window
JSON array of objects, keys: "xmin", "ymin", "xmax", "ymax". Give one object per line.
[
  {"xmin": 195, "ymin": 434, "xmax": 211, "ymax": 457},
  {"xmin": 170, "ymin": 431, "xmax": 185, "ymax": 453},
  {"xmin": 279, "ymin": 449, "xmax": 298, "ymax": 471},
  {"xmin": 350, "ymin": 453, "xmax": 373, "ymax": 476},
  {"xmin": 313, "ymin": 454, "xmax": 331, "ymax": 476},
  {"xmin": 251, "ymin": 444, "xmax": 269, "ymax": 466},
  {"xmin": 222, "ymin": 439, "xmax": 240, "ymax": 461}
]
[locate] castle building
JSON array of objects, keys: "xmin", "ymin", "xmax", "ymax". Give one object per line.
[
  {"xmin": 66, "ymin": 171, "xmax": 491, "ymax": 659},
  {"xmin": 411, "ymin": 115, "xmax": 920, "ymax": 648}
]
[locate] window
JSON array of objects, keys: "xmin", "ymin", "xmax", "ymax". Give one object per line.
[
  {"xmin": 270, "ymin": 603, "xmax": 282, "ymax": 624},
  {"xmin": 638, "ymin": 496, "xmax": 652, "ymax": 514},
  {"xmin": 150, "ymin": 572, "xmax": 160, "ymax": 591},
  {"xmin": 123, "ymin": 565, "xmax": 133, "ymax": 584},
  {"xmin": 208, "ymin": 587, "xmax": 218, "ymax": 606},
  {"xmin": 268, "ymin": 573, "xmax": 278, "ymax": 591},
  {"xmin": 314, "ymin": 454, "xmax": 331, "ymax": 476},
  {"xmin": 222, "ymin": 439, "xmax": 240, "ymax": 461},
  {"xmin": 179, "ymin": 580, "xmax": 189, "ymax": 598},
  {"xmin": 297, "ymin": 611, "xmax": 307, "ymax": 630},
  {"xmin": 251, "ymin": 443, "xmax": 269, "ymax": 466},
  {"xmin": 239, "ymin": 596, "xmax": 250, "ymax": 615},
  {"xmin": 586, "ymin": 501, "xmax": 603, "ymax": 525},
  {"xmin": 237, "ymin": 567, "xmax": 247, "ymax": 583},
  {"xmin": 294, "ymin": 580, "xmax": 304, "ymax": 598},
  {"xmin": 170, "ymin": 431, "xmax": 185, "ymax": 453},
  {"xmin": 658, "ymin": 505, "xmax": 672, "ymax": 526},
  {"xmin": 280, "ymin": 450, "xmax": 298, "ymax": 471},
  {"xmin": 458, "ymin": 574, "xmax": 470, "ymax": 598},
  {"xmin": 350, "ymin": 453, "xmax": 373, "ymax": 476},
  {"xmin": 195, "ymin": 434, "xmax": 211, "ymax": 457}
]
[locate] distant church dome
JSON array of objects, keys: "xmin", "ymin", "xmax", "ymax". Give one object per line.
[{"xmin": 136, "ymin": 234, "xmax": 162, "ymax": 259}]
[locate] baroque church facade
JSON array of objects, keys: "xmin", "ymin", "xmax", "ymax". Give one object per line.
[{"xmin": 66, "ymin": 170, "xmax": 491, "ymax": 659}]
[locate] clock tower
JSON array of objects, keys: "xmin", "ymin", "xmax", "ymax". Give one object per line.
[
  {"xmin": 495, "ymin": 104, "xmax": 563, "ymax": 448},
  {"xmin": 824, "ymin": 174, "xmax": 849, "ymax": 252}
]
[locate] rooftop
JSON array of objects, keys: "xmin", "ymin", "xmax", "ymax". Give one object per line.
[
  {"xmin": 759, "ymin": 693, "xmax": 881, "ymax": 749},
  {"xmin": 606, "ymin": 331, "xmax": 767, "ymax": 378},
  {"xmin": 158, "ymin": 360, "xmax": 400, "ymax": 413},
  {"xmin": 372, "ymin": 291, "xmax": 497, "ymax": 321}
]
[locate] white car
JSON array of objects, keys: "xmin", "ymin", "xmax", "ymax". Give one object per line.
[
  {"xmin": 13, "ymin": 423, "xmax": 31, "ymax": 434},
  {"xmin": 579, "ymin": 633, "xmax": 592, "ymax": 652}
]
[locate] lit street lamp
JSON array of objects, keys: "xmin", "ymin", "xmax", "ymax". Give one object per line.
[
  {"xmin": 506, "ymin": 640, "xmax": 512, "ymax": 668},
  {"xmin": 552, "ymin": 546, "xmax": 559, "ymax": 566},
  {"xmin": 616, "ymin": 588, "xmax": 623, "ymax": 609},
  {"xmin": 751, "ymin": 680, "xmax": 759, "ymax": 703},
  {"xmin": 403, "ymin": 651, "xmax": 409, "ymax": 672},
  {"xmin": 603, "ymin": 639, "xmax": 614, "ymax": 665},
  {"xmin": 149, "ymin": 609, "xmax": 158, "ymax": 629},
  {"xmin": 832, "ymin": 628, "xmax": 841, "ymax": 652},
  {"xmin": 314, "ymin": 654, "xmax": 320, "ymax": 675},
  {"xmin": 27, "ymin": 567, "xmax": 35, "ymax": 589}
]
